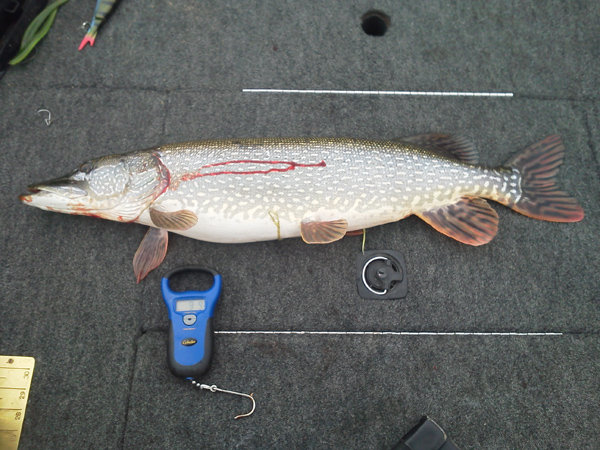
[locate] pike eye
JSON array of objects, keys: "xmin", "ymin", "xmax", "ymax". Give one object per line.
[{"xmin": 79, "ymin": 162, "xmax": 94, "ymax": 173}]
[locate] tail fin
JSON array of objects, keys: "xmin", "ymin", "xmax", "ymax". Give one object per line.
[
  {"xmin": 78, "ymin": 29, "xmax": 97, "ymax": 50},
  {"xmin": 506, "ymin": 135, "xmax": 584, "ymax": 222}
]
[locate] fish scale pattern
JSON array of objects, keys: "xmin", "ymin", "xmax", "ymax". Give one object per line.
[{"xmin": 147, "ymin": 138, "xmax": 514, "ymax": 242}]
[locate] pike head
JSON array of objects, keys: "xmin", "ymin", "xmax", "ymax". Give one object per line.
[{"xmin": 20, "ymin": 152, "xmax": 169, "ymax": 223}]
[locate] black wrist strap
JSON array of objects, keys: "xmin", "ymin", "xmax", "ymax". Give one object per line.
[{"xmin": 392, "ymin": 416, "xmax": 461, "ymax": 450}]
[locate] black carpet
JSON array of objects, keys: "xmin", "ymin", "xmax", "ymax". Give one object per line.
[{"xmin": 1, "ymin": 1, "xmax": 599, "ymax": 449}]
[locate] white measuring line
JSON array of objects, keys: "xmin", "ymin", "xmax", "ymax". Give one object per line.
[
  {"xmin": 216, "ymin": 331, "xmax": 562, "ymax": 336},
  {"xmin": 242, "ymin": 89, "xmax": 514, "ymax": 97}
]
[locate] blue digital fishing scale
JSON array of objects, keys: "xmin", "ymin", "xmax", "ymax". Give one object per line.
[{"xmin": 161, "ymin": 266, "xmax": 222, "ymax": 379}]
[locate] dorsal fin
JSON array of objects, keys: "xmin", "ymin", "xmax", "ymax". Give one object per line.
[{"xmin": 392, "ymin": 133, "xmax": 479, "ymax": 164}]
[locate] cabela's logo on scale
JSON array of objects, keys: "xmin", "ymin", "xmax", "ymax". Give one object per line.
[{"xmin": 181, "ymin": 338, "xmax": 197, "ymax": 346}]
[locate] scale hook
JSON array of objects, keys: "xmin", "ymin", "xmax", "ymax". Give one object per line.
[{"xmin": 192, "ymin": 381, "xmax": 256, "ymax": 419}]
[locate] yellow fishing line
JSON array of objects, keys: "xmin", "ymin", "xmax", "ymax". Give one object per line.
[
  {"xmin": 269, "ymin": 211, "xmax": 281, "ymax": 240},
  {"xmin": 362, "ymin": 228, "xmax": 366, "ymax": 254}
]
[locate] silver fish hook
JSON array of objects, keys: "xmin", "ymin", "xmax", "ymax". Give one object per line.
[
  {"xmin": 37, "ymin": 109, "xmax": 52, "ymax": 126},
  {"xmin": 191, "ymin": 381, "xmax": 256, "ymax": 419}
]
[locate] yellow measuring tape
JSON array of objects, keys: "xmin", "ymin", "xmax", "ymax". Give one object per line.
[{"xmin": 0, "ymin": 356, "xmax": 35, "ymax": 450}]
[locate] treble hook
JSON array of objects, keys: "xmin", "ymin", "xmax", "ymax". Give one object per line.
[{"xmin": 191, "ymin": 381, "xmax": 256, "ymax": 419}]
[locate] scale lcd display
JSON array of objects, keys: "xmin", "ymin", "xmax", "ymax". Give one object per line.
[{"xmin": 175, "ymin": 299, "xmax": 206, "ymax": 312}]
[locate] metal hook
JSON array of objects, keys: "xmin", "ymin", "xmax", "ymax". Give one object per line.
[
  {"xmin": 81, "ymin": 21, "xmax": 90, "ymax": 31},
  {"xmin": 6, "ymin": 0, "xmax": 19, "ymax": 14},
  {"xmin": 37, "ymin": 109, "xmax": 52, "ymax": 126},
  {"xmin": 191, "ymin": 381, "xmax": 256, "ymax": 419}
]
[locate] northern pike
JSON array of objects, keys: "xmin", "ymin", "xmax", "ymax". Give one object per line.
[{"xmin": 20, "ymin": 134, "xmax": 584, "ymax": 282}]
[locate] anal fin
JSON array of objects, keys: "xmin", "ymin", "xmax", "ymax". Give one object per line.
[
  {"xmin": 417, "ymin": 197, "xmax": 499, "ymax": 246},
  {"xmin": 301, "ymin": 219, "xmax": 348, "ymax": 244},
  {"xmin": 133, "ymin": 227, "xmax": 169, "ymax": 283}
]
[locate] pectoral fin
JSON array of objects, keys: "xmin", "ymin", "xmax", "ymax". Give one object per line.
[
  {"xmin": 150, "ymin": 207, "xmax": 198, "ymax": 230},
  {"xmin": 301, "ymin": 219, "xmax": 348, "ymax": 244},
  {"xmin": 133, "ymin": 227, "xmax": 169, "ymax": 283},
  {"xmin": 417, "ymin": 197, "xmax": 498, "ymax": 246}
]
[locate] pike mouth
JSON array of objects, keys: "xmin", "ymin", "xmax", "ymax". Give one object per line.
[
  {"xmin": 25, "ymin": 181, "xmax": 88, "ymax": 199},
  {"xmin": 19, "ymin": 186, "xmax": 40, "ymax": 203},
  {"xmin": 20, "ymin": 180, "xmax": 88, "ymax": 208},
  {"xmin": 19, "ymin": 187, "xmax": 40, "ymax": 201}
]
